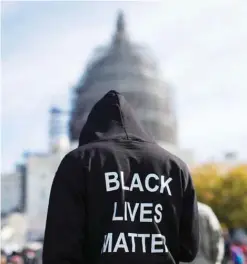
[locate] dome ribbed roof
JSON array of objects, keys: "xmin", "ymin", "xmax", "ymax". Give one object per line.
[{"xmin": 69, "ymin": 11, "xmax": 177, "ymax": 145}]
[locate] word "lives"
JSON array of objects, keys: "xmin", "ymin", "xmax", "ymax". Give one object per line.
[{"xmin": 112, "ymin": 202, "xmax": 163, "ymax": 223}]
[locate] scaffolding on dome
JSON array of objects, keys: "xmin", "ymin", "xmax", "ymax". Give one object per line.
[{"xmin": 69, "ymin": 11, "xmax": 177, "ymax": 145}]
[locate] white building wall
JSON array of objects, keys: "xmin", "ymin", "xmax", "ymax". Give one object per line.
[
  {"xmin": 26, "ymin": 150, "xmax": 67, "ymax": 234},
  {"xmin": 1, "ymin": 172, "xmax": 21, "ymax": 213}
]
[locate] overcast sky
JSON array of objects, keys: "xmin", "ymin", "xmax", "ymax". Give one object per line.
[{"xmin": 1, "ymin": 0, "xmax": 247, "ymax": 172}]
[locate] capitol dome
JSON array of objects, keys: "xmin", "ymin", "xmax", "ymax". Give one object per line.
[{"xmin": 69, "ymin": 11, "xmax": 177, "ymax": 145}]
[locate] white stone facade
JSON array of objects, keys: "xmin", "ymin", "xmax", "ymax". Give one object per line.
[
  {"xmin": 69, "ymin": 12, "xmax": 178, "ymax": 146},
  {"xmin": 25, "ymin": 150, "xmax": 68, "ymax": 234},
  {"xmin": 1, "ymin": 172, "xmax": 21, "ymax": 213}
]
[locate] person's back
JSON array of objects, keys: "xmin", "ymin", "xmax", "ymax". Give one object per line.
[
  {"xmin": 189, "ymin": 202, "xmax": 225, "ymax": 264},
  {"xmin": 231, "ymin": 244, "xmax": 246, "ymax": 264},
  {"xmin": 1, "ymin": 250, "xmax": 7, "ymax": 264},
  {"xmin": 43, "ymin": 90, "xmax": 199, "ymax": 264}
]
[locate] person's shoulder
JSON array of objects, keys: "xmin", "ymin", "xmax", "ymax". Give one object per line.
[
  {"xmin": 74, "ymin": 141, "xmax": 111, "ymax": 153},
  {"xmin": 72, "ymin": 141, "xmax": 189, "ymax": 171},
  {"xmin": 197, "ymin": 202, "xmax": 213, "ymax": 214},
  {"xmin": 58, "ymin": 147, "xmax": 86, "ymax": 167},
  {"xmin": 62, "ymin": 148, "xmax": 83, "ymax": 160},
  {"xmin": 151, "ymin": 143, "xmax": 189, "ymax": 171},
  {"xmin": 197, "ymin": 202, "xmax": 220, "ymax": 227},
  {"xmin": 64, "ymin": 142, "xmax": 107, "ymax": 162}
]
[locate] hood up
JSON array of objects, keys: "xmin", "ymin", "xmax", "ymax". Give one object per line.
[{"xmin": 79, "ymin": 90, "xmax": 154, "ymax": 146}]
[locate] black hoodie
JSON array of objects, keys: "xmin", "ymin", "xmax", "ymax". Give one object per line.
[{"xmin": 43, "ymin": 90, "xmax": 199, "ymax": 264}]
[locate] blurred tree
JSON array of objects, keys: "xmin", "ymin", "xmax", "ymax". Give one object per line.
[
  {"xmin": 192, "ymin": 163, "xmax": 222, "ymax": 205},
  {"xmin": 192, "ymin": 164, "xmax": 247, "ymax": 228}
]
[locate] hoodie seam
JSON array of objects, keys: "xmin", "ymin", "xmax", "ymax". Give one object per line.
[
  {"xmin": 116, "ymin": 95, "xmax": 129, "ymax": 140},
  {"xmin": 79, "ymin": 138, "xmax": 156, "ymax": 145}
]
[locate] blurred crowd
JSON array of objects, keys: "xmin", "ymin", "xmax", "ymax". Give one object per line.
[
  {"xmin": 1, "ymin": 242, "xmax": 42, "ymax": 264},
  {"xmin": 1, "ymin": 203, "xmax": 246, "ymax": 264},
  {"xmin": 1, "ymin": 228, "xmax": 247, "ymax": 264},
  {"xmin": 1, "ymin": 246, "xmax": 41, "ymax": 264},
  {"xmin": 223, "ymin": 228, "xmax": 247, "ymax": 264}
]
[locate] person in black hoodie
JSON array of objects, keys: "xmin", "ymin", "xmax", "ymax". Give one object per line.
[{"xmin": 43, "ymin": 90, "xmax": 199, "ymax": 264}]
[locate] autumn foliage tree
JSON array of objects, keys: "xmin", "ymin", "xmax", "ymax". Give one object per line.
[{"xmin": 192, "ymin": 164, "xmax": 247, "ymax": 229}]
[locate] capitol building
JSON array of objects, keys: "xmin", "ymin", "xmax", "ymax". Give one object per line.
[
  {"xmin": 69, "ymin": 11, "xmax": 178, "ymax": 147},
  {"xmin": 1, "ymin": 11, "xmax": 194, "ymax": 240},
  {"xmin": 68, "ymin": 12, "xmax": 193, "ymax": 161}
]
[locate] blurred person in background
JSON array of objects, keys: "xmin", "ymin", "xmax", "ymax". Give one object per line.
[
  {"xmin": 230, "ymin": 242, "xmax": 246, "ymax": 264},
  {"xmin": 243, "ymin": 245, "xmax": 247, "ymax": 262},
  {"xmin": 243, "ymin": 245, "xmax": 247, "ymax": 263},
  {"xmin": 43, "ymin": 90, "xmax": 199, "ymax": 264},
  {"xmin": 22, "ymin": 248, "xmax": 37, "ymax": 264},
  {"xmin": 22, "ymin": 241, "xmax": 43, "ymax": 264},
  {"xmin": 8, "ymin": 252, "xmax": 24, "ymax": 264},
  {"xmin": 222, "ymin": 228, "xmax": 231, "ymax": 264},
  {"xmin": 181, "ymin": 201, "xmax": 225, "ymax": 264},
  {"xmin": 1, "ymin": 250, "xmax": 7, "ymax": 264},
  {"xmin": 230, "ymin": 230, "xmax": 247, "ymax": 264}
]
